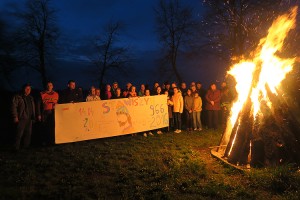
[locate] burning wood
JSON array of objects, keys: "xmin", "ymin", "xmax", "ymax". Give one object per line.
[{"xmin": 217, "ymin": 6, "xmax": 300, "ymax": 168}]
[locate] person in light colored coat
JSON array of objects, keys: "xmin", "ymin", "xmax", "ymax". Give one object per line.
[{"xmin": 171, "ymin": 87, "xmax": 183, "ymax": 133}]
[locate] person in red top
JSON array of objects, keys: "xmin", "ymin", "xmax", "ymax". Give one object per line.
[
  {"xmin": 38, "ymin": 81, "xmax": 59, "ymax": 144},
  {"xmin": 205, "ymin": 83, "xmax": 221, "ymax": 130}
]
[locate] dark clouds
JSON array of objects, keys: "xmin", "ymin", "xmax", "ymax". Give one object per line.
[{"xmin": 1, "ymin": 0, "xmax": 215, "ymax": 90}]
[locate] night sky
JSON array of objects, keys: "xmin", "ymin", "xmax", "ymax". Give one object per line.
[{"xmin": 0, "ymin": 0, "xmax": 225, "ymax": 90}]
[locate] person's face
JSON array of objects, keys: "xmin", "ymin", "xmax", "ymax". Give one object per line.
[
  {"xmin": 24, "ymin": 86, "xmax": 31, "ymax": 96},
  {"xmin": 164, "ymin": 91, "xmax": 168, "ymax": 96},
  {"xmin": 68, "ymin": 82, "xmax": 75, "ymax": 90},
  {"xmin": 190, "ymin": 82, "xmax": 196, "ymax": 87},
  {"xmin": 194, "ymin": 93, "xmax": 199, "ymax": 98},
  {"xmin": 145, "ymin": 90, "xmax": 150, "ymax": 96},
  {"xmin": 47, "ymin": 82, "xmax": 53, "ymax": 91},
  {"xmin": 157, "ymin": 87, "xmax": 161, "ymax": 94},
  {"xmin": 154, "ymin": 83, "xmax": 159, "ymax": 88},
  {"xmin": 211, "ymin": 84, "xmax": 217, "ymax": 90},
  {"xmin": 106, "ymin": 85, "xmax": 111, "ymax": 91},
  {"xmin": 141, "ymin": 84, "xmax": 145, "ymax": 90},
  {"xmin": 131, "ymin": 86, "xmax": 136, "ymax": 92},
  {"xmin": 126, "ymin": 83, "xmax": 132, "ymax": 89},
  {"xmin": 196, "ymin": 83, "xmax": 202, "ymax": 89},
  {"xmin": 113, "ymin": 83, "xmax": 118, "ymax": 89},
  {"xmin": 187, "ymin": 90, "xmax": 191, "ymax": 95},
  {"xmin": 191, "ymin": 85, "xmax": 196, "ymax": 91},
  {"xmin": 173, "ymin": 88, "xmax": 178, "ymax": 94},
  {"xmin": 96, "ymin": 89, "xmax": 100, "ymax": 96},
  {"xmin": 117, "ymin": 113, "xmax": 128, "ymax": 127},
  {"xmin": 171, "ymin": 83, "xmax": 176, "ymax": 88},
  {"xmin": 181, "ymin": 83, "xmax": 186, "ymax": 89},
  {"xmin": 165, "ymin": 84, "xmax": 170, "ymax": 89},
  {"xmin": 91, "ymin": 88, "xmax": 96, "ymax": 95}
]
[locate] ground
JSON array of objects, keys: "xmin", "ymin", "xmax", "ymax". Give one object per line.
[{"xmin": 0, "ymin": 129, "xmax": 299, "ymax": 199}]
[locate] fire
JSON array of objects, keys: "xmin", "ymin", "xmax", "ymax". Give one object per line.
[{"xmin": 220, "ymin": 7, "xmax": 297, "ymax": 153}]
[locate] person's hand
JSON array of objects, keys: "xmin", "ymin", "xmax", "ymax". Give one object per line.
[
  {"xmin": 13, "ymin": 117, "xmax": 19, "ymax": 123},
  {"xmin": 210, "ymin": 101, "xmax": 214, "ymax": 106},
  {"xmin": 38, "ymin": 115, "xmax": 42, "ymax": 122}
]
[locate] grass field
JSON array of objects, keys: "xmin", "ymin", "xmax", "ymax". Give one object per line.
[{"xmin": 1, "ymin": 129, "xmax": 300, "ymax": 199}]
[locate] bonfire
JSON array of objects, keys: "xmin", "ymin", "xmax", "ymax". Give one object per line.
[{"xmin": 215, "ymin": 6, "xmax": 300, "ymax": 168}]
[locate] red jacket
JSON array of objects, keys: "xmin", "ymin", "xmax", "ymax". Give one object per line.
[{"xmin": 205, "ymin": 89, "xmax": 221, "ymax": 110}]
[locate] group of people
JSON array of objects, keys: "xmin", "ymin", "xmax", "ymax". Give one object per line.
[{"xmin": 11, "ymin": 79, "xmax": 235, "ymax": 150}]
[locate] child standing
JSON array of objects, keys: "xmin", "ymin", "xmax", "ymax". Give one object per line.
[
  {"xmin": 184, "ymin": 89, "xmax": 194, "ymax": 131},
  {"xmin": 193, "ymin": 92, "xmax": 203, "ymax": 131}
]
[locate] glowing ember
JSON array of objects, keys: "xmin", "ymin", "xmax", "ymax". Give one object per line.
[{"xmin": 220, "ymin": 6, "xmax": 298, "ymax": 155}]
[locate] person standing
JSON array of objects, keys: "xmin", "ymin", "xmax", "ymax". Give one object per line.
[
  {"xmin": 104, "ymin": 84, "xmax": 113, "ymax": 100},
  {"xmin": 184, "ymin": 89, "xmax": 194, "ymax": 132},
  {"xmin": 193, "ymin": 92, "xmax": 202, "ymax": 131},
  {"xmin": 112, "ymin": 88, "xmax": 123, "ymax": 99},
  {"xmin": 138, "ymin": 84, "xmax": 146, "ymax": 96},
  {"xmin": 172, "ymin": 87, "xmax": 183, "ymax": 133},
  {"xmin": 180, "ymin": 82, "xmax": 188, "ymax": 97},
  {"xmin": 205, "ymin": 83, "xmax": 221, "ymax": 130},
  {"xmin": 11, "ymin": 83, "xmax": 36, "ymax": 150},
  {"xmin": 111, "ymin": 82, "xmax": 119, "ymax": 98},
  {"xmin": 220, "ymin": 81, "xmax": 233, "ymax": 127},
  {"xmin": 37, "ymin": 81, "xmax": 59, "ymax": 144},
  {"xmin": 59, "ymin": 80, "xmax": 83, "ymax": 103}
]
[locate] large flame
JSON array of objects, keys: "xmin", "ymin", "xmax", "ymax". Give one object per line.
[{"xmin": 221, "ymin": 7, "xmax": 297, "ymax": 150}]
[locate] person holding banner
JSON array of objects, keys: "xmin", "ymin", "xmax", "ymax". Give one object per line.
[
  {"xmin": 172, "ymin": 87, "xmax": 183, "ymax": 133},
  {"xmin": 37, "ymin": 81, "xmax": 59, "ymax": 145}
]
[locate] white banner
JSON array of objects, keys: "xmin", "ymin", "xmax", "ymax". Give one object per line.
[{"xmin": 55, "ymin": 95, "xmax": 169, "ymax": 144}]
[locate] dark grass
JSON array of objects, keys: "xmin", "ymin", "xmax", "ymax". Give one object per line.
[{"xmin": 1, "ymin": 129, "xmax": 300, "ymax": 199}]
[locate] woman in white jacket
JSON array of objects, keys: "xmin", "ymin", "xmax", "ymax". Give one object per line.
[{"xmin": 171, "ymin": 87, "xmax": 183, "ymax": 133}]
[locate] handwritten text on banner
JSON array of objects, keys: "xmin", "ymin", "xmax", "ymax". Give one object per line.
[{"xmin": 55, "ymin": 95, "xmax": 169, "ymax": 144}]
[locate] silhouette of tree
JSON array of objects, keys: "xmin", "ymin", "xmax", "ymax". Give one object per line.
[
  {"xmin": 89, "ymin": 21, "xmax": 130, "ymax": 88},
  {"xmin": 154, "ymin": 0, "xmax": 197, "ymax": 83},
  {"xmin": 16, "ymin": 0, "xmax": 59, "ymax": 87}
]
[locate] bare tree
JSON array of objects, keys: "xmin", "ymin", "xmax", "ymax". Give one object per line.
[
  {"xmin": 16, "ymin": 0, "xmax": 59, "ymax": 87},
  {"xmin": 154, "ymin": 0, "xmax": 197, "ymax": 83},
  {"xmin": 89, "ymin": 21, "xmax": 130, "ymax": 88}
]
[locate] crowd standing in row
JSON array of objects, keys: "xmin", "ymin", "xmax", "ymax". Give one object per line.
[{"xmin": 11, "ymin": 80, "xmax": 235, "ymax": 150}]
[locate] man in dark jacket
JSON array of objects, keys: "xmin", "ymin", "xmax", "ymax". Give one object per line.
[
  {"xmin": 11, "ymin": 83, "xmax": 36, "ymax": 150},
  {"xmin": 59, "ymin": 80, "xmax": 83, "ymax": 103}
]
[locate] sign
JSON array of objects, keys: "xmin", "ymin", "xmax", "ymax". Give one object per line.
[{"xmin": 55, "ymin": 95, "xmax": 169, "ymax": 144}]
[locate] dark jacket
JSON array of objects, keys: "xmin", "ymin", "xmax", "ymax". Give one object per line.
[
  {"xmin": 59, "ymin": 88, "xmax": 83, "ymax": 104},
  {"xmin": 11, "ymin": 94, "xmax": 36, "ymax": 120}
]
